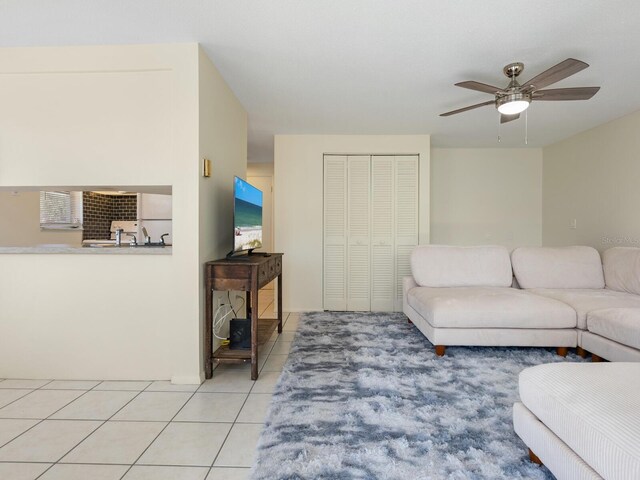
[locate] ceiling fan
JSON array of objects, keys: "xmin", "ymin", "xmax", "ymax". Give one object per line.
[{"xmin": 440, "ymin": 58, "xmax": 600, "ymax": 123}]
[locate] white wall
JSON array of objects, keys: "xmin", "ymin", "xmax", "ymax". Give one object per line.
[
  {"xmin": 274, "ymin": 135, "xmax": 430, "ymax": 312},
  {"xmin": 543, "ymin": 109, "xmax": 640, "ymax": 250},
  {"xmin": 0, "ymin": 44, "xmax": 246, "ymax": 383},
  {"xmin": 0, "ymin": 191, "xmax": 83, "ymax": 246},
  {"xmin": 431, "ymin": 148, "xmax": 543, "ymax": 249}
]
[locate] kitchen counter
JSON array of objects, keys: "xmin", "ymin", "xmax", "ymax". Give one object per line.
[{"xmin": 0, "ymin": 245, "xmax": 172, "ymax": 255}]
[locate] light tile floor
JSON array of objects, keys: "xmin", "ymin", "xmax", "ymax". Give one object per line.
[{"xmin": 0, "ymin": 290, "xmax": 297, "ymax": 480}]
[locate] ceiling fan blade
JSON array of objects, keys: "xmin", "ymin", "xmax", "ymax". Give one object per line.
[
  {"xmin": 455, "ymin": 81, "xmax": 504, "ymax": 95},
  {"xmin": 440, "ymin": 100, "xmax": 495, "ymax": 117},
  {"xmin": 500, "ymin": 113, "xmax": 520, "ymax": 124},
  {"xmin": 522, "ymin": 58, "xmax": 589, "ymax": 91},
  {"xmin": 533, "ymin": 86, "xmax": 600, "ymax": 101}
]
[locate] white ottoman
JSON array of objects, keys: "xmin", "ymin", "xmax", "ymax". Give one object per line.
[{"xmin": 513, "ymin": 363, "xmax": 640, "ymax": 480}]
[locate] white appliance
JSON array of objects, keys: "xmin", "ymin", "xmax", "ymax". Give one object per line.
[{"xmin": 137, "ymin": 194, "xmax": 172, "ymax": 245}]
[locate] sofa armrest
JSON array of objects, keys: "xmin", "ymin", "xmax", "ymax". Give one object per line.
[
  {"xmin": 403, "ymin": 275, "xmax": 418, "ymax": 293},
  {"xmin": 403, "ymin": 276, "xmax": 418, "ymax": 312}
]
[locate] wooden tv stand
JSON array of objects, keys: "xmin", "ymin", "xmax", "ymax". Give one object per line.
[{"xmin": 204, "ymin": 253, "xmax": 283, "ymax": 380}]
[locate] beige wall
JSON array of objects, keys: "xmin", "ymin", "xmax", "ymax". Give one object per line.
[
  {"xmin": 0, "ymin": 44, "xmax": 246, "ymax": 383},
  {"xmin": 247, "ymin": 163, "xmax": 274, "ymax": 177},
  {"xmin": 274, "ymin": 135, "xmax": 430, "ymax": 311},
  {"xmin": 0, "ymin": 191, "xmax": 83, "ymax": 246},
  {"xmin": 431, "ymin": 148, "xmax": 543, "ymax": 249},
  {"xmin": 543, "ymin": 109, "xmax": 640, "ymax": 251},
  {"xmin": 198, "ymin": 47, "xmax": 248, "ymax": 358}
]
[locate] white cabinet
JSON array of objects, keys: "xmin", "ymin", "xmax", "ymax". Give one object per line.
[{"xmin": 323, "ymin": 154, "xmax": 419, "ymax": 312}]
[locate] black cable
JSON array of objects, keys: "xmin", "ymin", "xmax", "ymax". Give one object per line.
[{"xmin": 228, "ymin": 291, "xmax": 238, "ymax": 317}]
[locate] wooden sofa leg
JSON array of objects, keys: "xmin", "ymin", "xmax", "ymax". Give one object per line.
[
  {"xmin": 528, "ymin": 449, "xmax": 543, "ymax": 465},
  {"xmin": 435, "ymin": 345, "xmax": 446, "ymax": 357},
  {"xmin": 592, "ymin": 354, "xmax": 603, "ymax": 362},
  {"xmin": 556, "ymin": 347, "xmax": 568, "ymax": 357},
  {"xmin": 576, "ymin": 346, "xmax": 588, "ymax": 358}
]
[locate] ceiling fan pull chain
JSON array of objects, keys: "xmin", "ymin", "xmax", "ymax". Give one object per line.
[
  {"xmin": 525, "ymin": 109, "xmax": 528, "ymax": 145},
  {"xmin": 497, "ymin": 112, "xmax": 501, "ymax": 143}
]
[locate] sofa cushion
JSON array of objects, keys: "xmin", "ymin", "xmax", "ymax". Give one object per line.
[
  {"xmin": 529, "ymin": 288, "xmax": 640, "ymax": 330},
  {"xmin": 410, "ymin": 245, "xmax": 512, "ymax": 288},
  {"xmin": 519, "ymin": 363, "xmax": 640, "ymax": 480},
  {"xmin": 587, "ymin": 308, "xmax": 640, "ymax": 350},
  {"xmin": 603, "ymin": 247, "xmax": 640, "ymax": 296},
  {"xmin": 511, "ymin": 246, "xmax": 604, "ymax": 289},
  {"xmin": 407, "ymin": 286, "xmax": 576, "ymax": 329}
]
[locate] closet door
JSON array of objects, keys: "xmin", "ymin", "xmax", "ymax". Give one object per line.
[
  {"xmin": 346, "ymin": 155, "xmax": 371, "ymax": 311},
  {"xmin": 323, "ymin": 156, "xmax": 347, "ymax": 310},
  {"xmin": 370, "ymin": 156, "xmax": 395, "ymax": 311},
  {"xmin": 394, "ymin": 155, "xmax": 419, "ymax": 310}
]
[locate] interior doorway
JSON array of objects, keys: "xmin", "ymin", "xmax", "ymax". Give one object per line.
[{"xmin": 248, "ymin": 173, "xmax": 274, "ymax": 290}]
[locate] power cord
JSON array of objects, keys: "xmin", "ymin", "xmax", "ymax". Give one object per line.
[
  {"xmin": 212, "ymin": 303, "xmax": 234, "ymax": 340},
  {"xmin": 213, "ymin": 293, "xmax": 246, "ymax": 341}
]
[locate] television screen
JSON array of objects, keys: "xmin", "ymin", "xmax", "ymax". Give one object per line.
[{"xmin": 234, "ymin": 176, "xmax": 263, "ymax": 253}]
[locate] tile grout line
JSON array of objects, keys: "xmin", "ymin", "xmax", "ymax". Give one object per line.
[
  {"xmin": 115, "ymin": 384, "xmax": 202, "ymax": 480},
  {"xmin": 0, "ymin": 390, "xmax": 35, "ymax": 416},
  {"xmin": 0, "ymin": 380, "xmax": 105, "ymax": 448},
  {"xmin": 1, "ymin": 311, "xmax": 293, "ymax": 478},
  {"xmin": 204, "ymin": 313, "xmax": 288, "ymax": 477},
  {"xmin": 33, "ymin": 383, "xmax": 154, "ymax": 480},
  {"xmin": 206, "ymin": 383, "xmax": 255, "ymax": 476},
  {"xmin": 0, "ymin": 380, "xmax": 96, "ymax": 450}
]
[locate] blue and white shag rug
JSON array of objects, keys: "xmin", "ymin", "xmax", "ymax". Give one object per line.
[{"xmin": 252, "ymin": 312, "xmax": 583, "ymax": 480}]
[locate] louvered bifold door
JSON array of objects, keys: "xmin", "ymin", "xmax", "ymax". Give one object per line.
[
  {"xmin": 394, "ymin": 155, "xmax": 419, "ymax": 310},
  {"xmin": 370, "ymin": 156, "xmax": 395, "ymax": 311},
  {"xmin": 347, "ymin": 156, "xmax": 371, "ymax": 311},
  {"xmin": 323, "ymin": 155, "xmax": 347, "ymax": 310}
]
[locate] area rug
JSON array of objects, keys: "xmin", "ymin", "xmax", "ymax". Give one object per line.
[{"xmin": 252, "ymin": 311, "xmax": 583, "ymax": 480}]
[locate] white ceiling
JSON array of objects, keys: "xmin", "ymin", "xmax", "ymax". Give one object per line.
[{"xmin": 2, "ymin": 1, "xmax": 640, "ymax": 162}]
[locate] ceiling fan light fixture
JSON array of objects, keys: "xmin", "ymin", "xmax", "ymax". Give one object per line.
[{"xmin": 496, "ymin": 93, "xmax": 531, "ymax": 115}]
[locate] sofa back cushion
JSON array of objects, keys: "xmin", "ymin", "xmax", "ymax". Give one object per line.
[
  {"xmin": 511, "ymin": 246, "xmax": 604, "ymax": 289},
  {"xmin": 603, "ymin": 247, "xmax": 640, "ymax": 295},
  {"xmin": 410, "ymin": 245, "xmax": 512, "ymax": 287}
]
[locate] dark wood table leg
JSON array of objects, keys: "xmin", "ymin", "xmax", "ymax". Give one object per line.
[
  {"xmin": 250, "ymin": 276, "xmax": 259, "ymax": 380},
  {"xmin": 277, "ymin": 272, "xmax": 283, "ymax": 333},
  {"xmin": 204, "ymin": 275, "xmax": 213, "ymax": 379}
]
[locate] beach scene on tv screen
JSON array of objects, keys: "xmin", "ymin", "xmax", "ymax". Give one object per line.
[{"xmin": 234, "ymin": 177, "xmax": 263, "ymax": 252}]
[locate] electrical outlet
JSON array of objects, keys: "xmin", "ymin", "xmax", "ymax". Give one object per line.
[{"xmin": 569, "ymin": 219, "xmax": 577, "ymax": 230}]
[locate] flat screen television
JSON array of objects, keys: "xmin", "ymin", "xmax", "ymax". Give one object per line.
[{"xmin": 232, "ymin": 176, "xmax": 263, "ymax": 255}]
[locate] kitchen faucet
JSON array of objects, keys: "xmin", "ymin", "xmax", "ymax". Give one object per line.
[
  {"xmin": 142, "ymin": 227, "xmax": 151, "ymax": 245},
  {"xmin": 115, "ymin": 228, "xmax": 124, "ymax": 247}
]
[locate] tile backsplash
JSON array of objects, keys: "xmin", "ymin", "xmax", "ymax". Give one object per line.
[{"xmin": 82, "ymin": 192, "xmax": 137, "ymax": 240}]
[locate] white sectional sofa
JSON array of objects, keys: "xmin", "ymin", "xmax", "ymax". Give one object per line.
[
  {"xmin": 403, "ymin": 245, "xmax": 578, "ymax": 357},
  {"xmin": 514, "ymin": 362, "xmax": 640, "ymax": 480},
  {"xmin": 512, "ymin": 246, "xmax": 640, "ymax": 362},
  {"xmin": 403, "ymin": 244, "xmax": 640, "ymax": 479},
  {"xmin": 403, "ymin": 245, "xmax": 640, "ymax": 360},
  {"xmin": 582, "ymin": 247, "xmax": 640, "ymax": 361}
]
